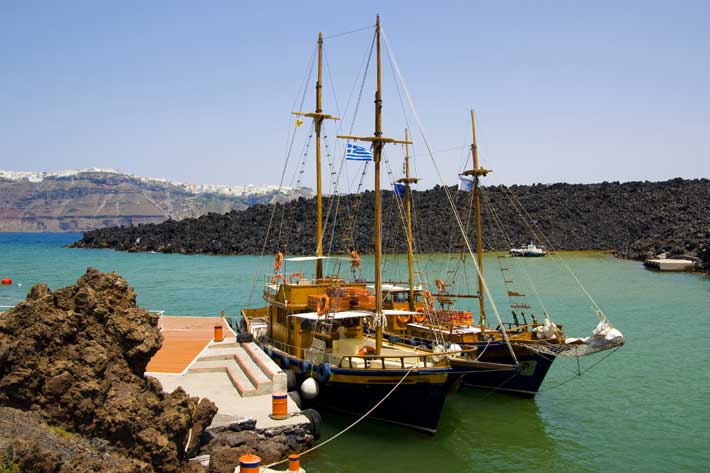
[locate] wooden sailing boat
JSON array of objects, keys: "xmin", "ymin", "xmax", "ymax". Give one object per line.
[
  {"xmin": 240, "ymin": 17, "xmax": 514, "ymax": 432},
  {"xmin": 377, "ymin": 111, "xmax": 625, "ymax": 396}
]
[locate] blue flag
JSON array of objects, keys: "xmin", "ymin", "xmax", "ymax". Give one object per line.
[
  {"xmin": 393, "ymin": 183, "xmax": 406, "ymax": 197},
  {"xmin": 346, "ymin": 143, "xmax": 373, "ymax": 161}
]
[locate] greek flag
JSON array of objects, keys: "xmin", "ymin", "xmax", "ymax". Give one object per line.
[
  {"xmin": 458, "ymin": 176, "xmax": 474, "ymax": 192},
  {"xmin": 346, "ymin": 143, "xmax": 373, "ymax": 161}
]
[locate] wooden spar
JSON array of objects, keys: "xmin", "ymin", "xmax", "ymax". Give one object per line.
[
  {"xmin": 338, "ymin": 15, "xmax": 411, "ymax": 355},
  {"xmin": 395, "ymin": 129, "xmax": 421, "ymax": 311},
  {"xmin": 402, "ymin": 129, "xmax": 418, "ymax": 311},
  {"xmin": 315, "ymin": 33, "xmax": 323, "ymax": 279},
  {"xmin": 461, "ymin": 110, "xmax": 491, "ymax": 333},
  {"xmin": 374, "ymin": 16, "xmax": 382, "ymax": 354},
  {"xmin": 292, "ymin": 33, "xmax": 339, "ymax": 280}
]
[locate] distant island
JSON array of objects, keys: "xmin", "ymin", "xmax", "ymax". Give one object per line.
[
  {"xmin": 70, "ymin": 178, "xmax": 710, "ymax": 270},
  {"xmin": 0, "ymin": 168, "xmax": 312, "ymax": 232}
]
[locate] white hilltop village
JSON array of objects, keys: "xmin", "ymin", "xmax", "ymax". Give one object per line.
[{"xmin": 0, "ymin": 168, "xmax": 307, "ymax": 197}]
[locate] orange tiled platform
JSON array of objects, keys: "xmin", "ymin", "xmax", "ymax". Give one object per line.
[{"xmin": 146, "ymin": 316, "xmax": 233, "ymax": 374}]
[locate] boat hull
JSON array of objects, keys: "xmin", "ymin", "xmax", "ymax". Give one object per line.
[
  {"xmin": 459, "ymin": 342, "xmax": 554, "ymax": 396},
  {"xmin": 262, "ymin": 345, "xmax": 458, "ymax": 433},
  {"xmin": 313, "ymin": 368, "xmax": 456, "ymax": 433}
]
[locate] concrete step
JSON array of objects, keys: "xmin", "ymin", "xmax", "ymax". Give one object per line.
[
  {"xmin": 232, "ymin": 346, "xmax": 272, "ymax": 394},
  {"xmin": 189, "ymin": 358, "xmax": 259, "ymax": 397},
  {"xmin": 243, "ymin": 342, "xmax": 282, "ymax": 379}
]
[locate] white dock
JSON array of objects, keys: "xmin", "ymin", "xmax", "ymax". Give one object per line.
[
  {"xmin": 644, "ymin": 258, "xmax": 697, "ymax": 271},
  {"xmin": 146, "ymin": 315, "xmax": 305, "ymax": 430}
]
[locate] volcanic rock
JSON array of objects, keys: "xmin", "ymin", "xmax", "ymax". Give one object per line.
[
  {"xmin": 0, "ymin": 268, "xmax": 217, "ymax": 472},
  {"xmin": 0, "ymin": 406, "xmax": 150, "ymax": 472},
  {"xmin": 71, "ymin": 178, "xmax": 710, "ymax": 270}
]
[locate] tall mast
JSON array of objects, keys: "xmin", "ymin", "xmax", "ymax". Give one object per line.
[
  {"xmin": 293, "ymin": 33, "xmax": 339, "ymax": 280},
  {"xmin": 338, "ymin": 15, "xmax": 410, "ymax": 354},
  {"xmin": 461, "ymin": 110, "xmax": 491, "ymax": 333},
  {"xmin": 397, "ymin": 128, "xmax": 419, "ymax": 311},
  {"xmin": 373, "ymin": 16, "xmax": 383, "ymax": 353}
]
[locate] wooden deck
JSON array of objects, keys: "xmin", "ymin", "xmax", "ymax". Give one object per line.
[{"xmin": 146, "ymin": 316, "xmax": 234, "ymax": 374}]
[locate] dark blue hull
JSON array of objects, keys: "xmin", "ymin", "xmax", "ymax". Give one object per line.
[
  {"xmin": 378, "ymin": 333, "xmax": 555, "ymax": 397},
  {"xmin": 261, "ymin": 346, "xmax": 460, "ymax": 433},
  {"xmin": 314, "ymin": 368, "xmax": 457, "ymax": 433},
  {"xmin": 459, "ymin": 342, "xmax": 554, "ymax": 396}
]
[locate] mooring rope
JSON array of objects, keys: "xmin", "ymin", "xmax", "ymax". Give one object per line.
[{"xmin": 260, "ymin": 365, "xmax": 415, "ymax": 470}]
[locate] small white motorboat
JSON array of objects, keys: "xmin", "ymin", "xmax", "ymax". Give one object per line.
[{"xmin": 510, "ymin": 242, "xmax": 547, "ymax": 257}]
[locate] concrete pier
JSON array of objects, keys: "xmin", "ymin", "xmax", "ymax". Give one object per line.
[{"xmin": 146, "ymin": 315, "xmax": 306, "ymax": 429}]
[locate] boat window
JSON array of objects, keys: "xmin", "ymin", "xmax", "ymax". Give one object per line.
[{"xmin": 393, "ymin": 292, "xmax": 407, "ymax": 303}]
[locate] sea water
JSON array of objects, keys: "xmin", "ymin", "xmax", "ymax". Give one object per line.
[{"xmin": 1, "ymin": 233, "xmax": 708, "ymax": 472}]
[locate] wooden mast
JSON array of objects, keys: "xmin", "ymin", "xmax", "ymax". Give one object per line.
[
  {"xmin": 338, "ymin": 15, "xmax": 411, "ymax": 354},
  {"xmin": 397, "ymin": 128, "xmax": 419, "ymax": 311},
  {"xmin": 461, "ymin": 110, "xmax": 491, "ymax": 334},
  {"xmin": 293, "ymin": 33, "xmax": 339, "ymax": 280}
]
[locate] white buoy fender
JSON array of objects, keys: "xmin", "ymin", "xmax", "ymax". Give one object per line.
[
  {"xmin": 300, "ymin": 377, "xmax": 319, "ymax": 400},
  {"xmin": 448, "ymin": 343, "xmax": 462, "ymax": 357}
]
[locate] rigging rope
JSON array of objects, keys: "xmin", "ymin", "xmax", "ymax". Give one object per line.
[
  {"xmin": 321, "ymin": 30, "xmax": 376, "ymax": 261},
  {"xmin": 499, "ymin": 184, "xmax": 609, "ymax": 322},
  {"xmin": 381, "ymin": 27, "xmax": 517, "ymax": 364},
  {"xmin": 261, "ymin": 366, "xmax": 415, "ymax": 471},
  {"xmin": 480, "ymin": 187, "xmax": 552, "ymax": 319},
  {"xmin": 247, "ymin": 45, "xmax": 316, "ymax": 306}
]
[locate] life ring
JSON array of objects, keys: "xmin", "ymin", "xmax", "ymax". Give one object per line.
[
  {"xmin": 396, "ymin": 313, "xmax": 412, "ymax": 325},
  {"xmin": 274, "ymin": 251, "xmax": 284, "ymax": 271},
  {"xmin": 271, "ymin": 274, "xmax": 285, "ymax": 284},
  {"xmin": 317, "ymin": 362, "xmax": 331, "ymax": 384},
  {"xmin": 413, "ymin": 307, "xmax": 427, "ymax": 323},
  {"xmin": 316, "ymin": 294, "xmax": 330, "ymax": 315},
  {"xmin": 435, "ymin": 279, "xmax": 446, "ymax": 292},
  {"xmin": 289, "ymin": 272, "xmax": 303, "ymax": 284},
  {"xmin": 357, "ymin": 346, "xmax": 376, "ymax": 356}
]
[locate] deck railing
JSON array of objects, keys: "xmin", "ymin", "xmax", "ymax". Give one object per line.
[{"xmin": 337, "ymin": 347, "xmax": 478, "ymax": 370}]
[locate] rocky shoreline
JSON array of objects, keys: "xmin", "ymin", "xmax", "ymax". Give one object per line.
[
  {"xmin": 71, "ymin": 178, "xmax": 710, "ymax": 271},
  {"xmin": 0, "ymin": 269, "xmax": 315, "ymax": 472}
]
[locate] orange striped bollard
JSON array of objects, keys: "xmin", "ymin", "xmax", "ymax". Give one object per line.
[
  {"xmin": 214, "ymin": 324, "xmax": 223, "ymax": 342},
  {"xmin": 288, "ymin": 453, "xmax": 301, "ymax": 471},
  {"xmin": 239, "ymin": 454, "xmax": 261, "ymax": 473},
  {"xmin": 271, "ymin": 392, "xmax": 288, "ymax": 420}
]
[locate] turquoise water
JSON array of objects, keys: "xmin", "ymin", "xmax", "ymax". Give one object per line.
[{"xmin": 1, "ymin": 233, "xmax": 709, "ymax": 472}]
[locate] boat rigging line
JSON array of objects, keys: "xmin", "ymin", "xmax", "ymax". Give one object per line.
[
  {"xmin": 498, "ymin": 182, "xmax": 610, "ymax": 322},
  {"xmin": 247, "ymin": 46, "xmax": 316, "ymax": 306},
  {"xmin": 381, "ymin": 26, "xmax": 518, "ymax": 364}
]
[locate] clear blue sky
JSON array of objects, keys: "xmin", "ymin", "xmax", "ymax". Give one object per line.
[{"xmin": 1, "ymin": 0, "xmax": 708, "ymax": 191}]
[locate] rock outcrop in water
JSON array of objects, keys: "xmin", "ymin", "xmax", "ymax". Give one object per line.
[
  {"xmin": 70, "ymin": 178, "xmax": 710, "ymax": 270},
  {"xmin": 0, "ymin": 268, "xmax": 217, "ymax": 472}
]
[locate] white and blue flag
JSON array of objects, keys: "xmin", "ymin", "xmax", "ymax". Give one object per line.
[
  {"xmin": 458, "ymin": 176, "xmax": 474, "ymax": 192},
  {"xmin": 345, "ymin": 143, "xmax": 373, "ymax": 161}
]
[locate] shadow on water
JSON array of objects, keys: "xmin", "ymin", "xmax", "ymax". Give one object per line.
[{"xmin": 304, "ymin": 387, "xmax": 572, "ymax": 473}]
